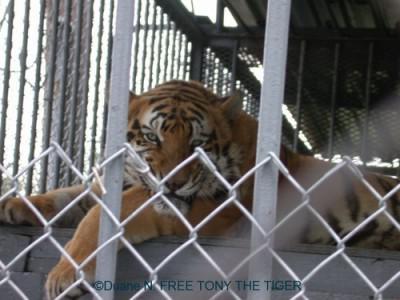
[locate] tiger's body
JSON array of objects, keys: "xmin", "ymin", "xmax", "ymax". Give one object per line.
[{"xmin": 0, "ymin": 80, "xmax": 399, "ymax": 299}]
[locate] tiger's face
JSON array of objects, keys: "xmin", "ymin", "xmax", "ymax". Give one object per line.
[{"xmin": 124, "ymin": 81, "xmax": 243, "ymax": 215}]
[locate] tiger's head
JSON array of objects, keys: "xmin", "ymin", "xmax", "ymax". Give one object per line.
[{"xmin": 124, "ymin": 80, "xmax": 243, "ymax": 215}]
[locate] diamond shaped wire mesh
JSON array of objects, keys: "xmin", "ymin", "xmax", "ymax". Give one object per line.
[
  {"xmin": 1, "ymin": 140, "xmax": 399, "ymax": 299},
  {"xmin": 1, "ymin": 0, "xmax": 400, "ymax": 299}
]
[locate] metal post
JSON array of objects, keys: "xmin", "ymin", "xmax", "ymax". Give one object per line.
[
  {"xmin": 131, "ymin": 0, "xmax": 141, "ymax": 91},
  {"xmin": 140, "ymin": 0, "xmax": 150, "ymax": 91},
  {"xmin": 101, "ymin": 0, "xmax": 115, "ymax": 155},
  {"xmin": 189, "ymin": 41, "xmax": 203, "ymax": 81},
  {"xmin": 231, "ymin": 40, "xmax": 239, "ymax": 93},
  {"xmin": 77, "ymin": 0, "xmax": 94, "ymax": 172},
  {"xmin": 52, "ymin": 0, "xmax": 72, "ymax": 188},
  {"xmin": 293, "ymin": 40, "xmax": 306, "ymax": 152},
  {"xmin": 216, "ymin": 0, "xmax": 224, "ymax": 32},
  {"xmin": 26, "ymin": 0, "xmax": 46, "ymax": 194},
  {"xmin": 13, "ymin": 0, "xmax": 30, "ymax": 177},
  {"xmin": 247, "ymin": 1, "xmax": 292, "ymax": 300},
  {"xmin": 88, "ymin": 0, "xmax": 105, "ymax": 170},
  {"xmin": 361, "ymin": 42, "xmax": 374, "ymax": 162},
  {"xmin": 328, "ymin": 42, "xmax": 340, "ymax": 159},
  {"xmin": 94, "ymin": 1, "xmax": 135, "ymax": 299},
  {"xmin": 163, "ymin": 19, "xmax": 171, "ymax": 83},
  {"xmin": 0, "ymin": 0, "xmax": 14, "ymax": 193},
  {"xmin": 155, "ymin": 8, "xmax": 164, "ymax": 84},
  {"xmin": 67, "ymin": 0, "xmax": 84, "ymax": 184},
  {"xmin": 169, "ymin": 22, "xmax": 177, "ymax": 79},
  {"xmin": 148, "ymin": 1, "xmax": 157, "ymax": 89},
  {"xmin": 41, "ymin": 0, "xmax": 59, "ymax": 193}
]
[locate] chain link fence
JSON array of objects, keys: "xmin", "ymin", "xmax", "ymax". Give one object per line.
[{"xmin": 1, "ymin": 0, "xmax": 400, "ymax": 299}]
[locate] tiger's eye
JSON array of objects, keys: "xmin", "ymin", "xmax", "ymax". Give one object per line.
[{"xmin": 144, "ymin": 132, "xmax": 159, "ymax": 143}]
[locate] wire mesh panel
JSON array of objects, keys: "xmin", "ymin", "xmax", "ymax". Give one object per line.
[
  {"xmin": 201, "ymin": 46, "xmax": 261, "ymax": 117},
  {"xmin": 283, "ymin": 38, "xmax": 400, "ymax": 175},
  {"xmin": 1, "ymin": 0, "xmax": 400, "ymax": 300}
]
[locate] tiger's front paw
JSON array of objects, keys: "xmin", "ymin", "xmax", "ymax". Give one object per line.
[
  {"xmin": 45, "ymin": 258, "xmax": 94, "ymax": 299},
  {"xmin": 0, "ymin": 195, "xmax": 49, "ymax": 226}
]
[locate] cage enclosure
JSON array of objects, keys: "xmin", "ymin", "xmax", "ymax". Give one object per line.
[{"xmin": 0, "ymin": 0, "xmax": 400, "ymax": 299}]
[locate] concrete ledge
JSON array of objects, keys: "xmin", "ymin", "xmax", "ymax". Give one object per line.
[{"xmin": 0, "ymin": 225, "xmax": 399, "ymax": 299}]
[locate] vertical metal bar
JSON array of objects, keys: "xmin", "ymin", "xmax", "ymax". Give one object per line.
[
  {"xmin": 163, "ymin": 19, "xmax": 171, "ymax": 82},
  {"xmin": 338, "ymin": 0, "xmax": 353, "ymax": 28},
  {"xmin": 88, "ymin": 0, "xmax": 105, "ymax": 170},
  {"xmin": 0, "ymin": 0, "xmax": 14, "ymax": 193},
  {"xmin": 216, "ymin": 62, "xmax": 223, "ymax": 94},
  {"xmin": 369, "ymin": 0, "xmax": 387, "ymax": 30},
  {"xmin": 189, "ymin": 40, "xmax": 203, "ymax": 81},
  {"xmin": 155, "ymin": 8, "xmax": 164, "ymax": 85},
  {"xmin": 140, "ymin": 0, "xmax": 150, "ymax": 92},
  {"xmin": 307, "ymin": 0, "xmax": 323, "ymax": 27},
  {"xmin": 95, "ymin": 1, "xmax": 135, "ymax": 299},
  {"xmin": 131, "ymin": 0, "xmax": 141, "ymax": 91},
  {"xmin": 247, "ymin": 1, "xmax": 292, "ymax": 300},
  {"xmin": 26, "ymin": 0, "xmax": 46, "ymax": 194},
  {"xmin": 169, "ymin": 22, "xmax": 177, "ymax": 79},
  {"xmin": 293, "ymin": 40, "xmax": 306, "ymax": 152},
  {"xmin": 182, "ymin": 35, "xmax": 189, "ymax": 80},
  {"xmin": 13, "ymin": 0, "xmax": 30, "ymax": 177},
  {"xmin": 66, "ymin": 0, "xmax": 84, "ymax": 185},
  {"xmin": 175, "ymin": 31, "xmax": 182, "ymax": 79},
  {"xmin": 328, "ymin": 42, "xmax": 340, "ymax": 159},
  {"xmin": 230, "ymin": 41, "xmax": 238, "ymax": 93},
  {"xmin": 101, "ymin": 0, "xmax": 115, "ymax": 156},
  {"xmin": 77, "ymin": 0, "xmax": 94, "ymax": 172},
  {"xmin": 323, "ymin": 0, "xmax": 339, "ymax": 29},
  {"xmin": 216, "ymin": 0, "xmax": 224, "ymax": 32},
  {"xmin": 52, "ymin": 0, "xmax": 72, "ymax": 188},
  {"xmin": 361, "ymin": 42, "xmax": 374, "ymax": 161},
  {"xmin": 148, "ymin": 1, "xmax": 157, "ymax": 89},
  {"xmin": 210, "ymin": 51, "xmax": 216, "ymax": 90},
  {"xmin": 40, "ymin": 0, "xmax": 59, "ymax": 193}
]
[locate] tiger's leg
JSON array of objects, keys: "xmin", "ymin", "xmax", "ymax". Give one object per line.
[
  {"xmin": 0, "ymin": 184, "xmax": 101, "ymax": 227},
  {"xmin": 45, "ymin": 186, "xmax": 244, "ymax": 298},
  {"xmin": 45, "ymin": 186, "xmax": 174, "ymax": 299}
]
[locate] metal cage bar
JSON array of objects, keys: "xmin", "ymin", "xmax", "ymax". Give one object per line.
[
  {"xmin": 51, "ymin": 0, "xmax": 72, "ymax": 188},
  {"xmin": 328, "ymin": 42, "xmax": 340, "ymax": 159},
  {"xmin": 88, "ymin": 0, "xmax": 105, "ymax": 171},
  {"xmin": 0, "ymin": 0, "xmax": 14, "ymax": 193},
  {"xmin": 26, "ymin": 0, "xmax": 46, "ymax": 194},
  {"xmin": 247, "ymin": 1, "xmax": 292, "ymax": 300},
  {"xmin": 40, "ymin": 0, "xmax": 59, "ymax": 193},
  {"xmin": 67, "ymin": 0, "xmax": 84, "ymax": 185},
  {"xmin": 12, "ymin": 0, "xmax": 30, "ymax": 177},
  {"xmin": 94, "ymin": 1, "xmax": 135, "ymax": 299}
]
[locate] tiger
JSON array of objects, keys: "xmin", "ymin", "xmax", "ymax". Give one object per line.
[{"xmin": 0, "ymin": 80, "xmax": 399, "ymax": 299}]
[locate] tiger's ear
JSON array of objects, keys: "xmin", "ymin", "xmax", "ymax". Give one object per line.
[
  {"xmin": 128, "ymin": 91, "xmax": 137, "ymax": 121},
  {"xmin": 129, "ymin": 91, "xmax": 136, "ymax": 102},
  {"xmin": 220, "ymin": 93, "xmax": 242, "ymax": 121}
]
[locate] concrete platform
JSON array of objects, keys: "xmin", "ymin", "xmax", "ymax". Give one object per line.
[{"xmin": 0, "ymin": 225, "xmax": 399, "ymax": 299}]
